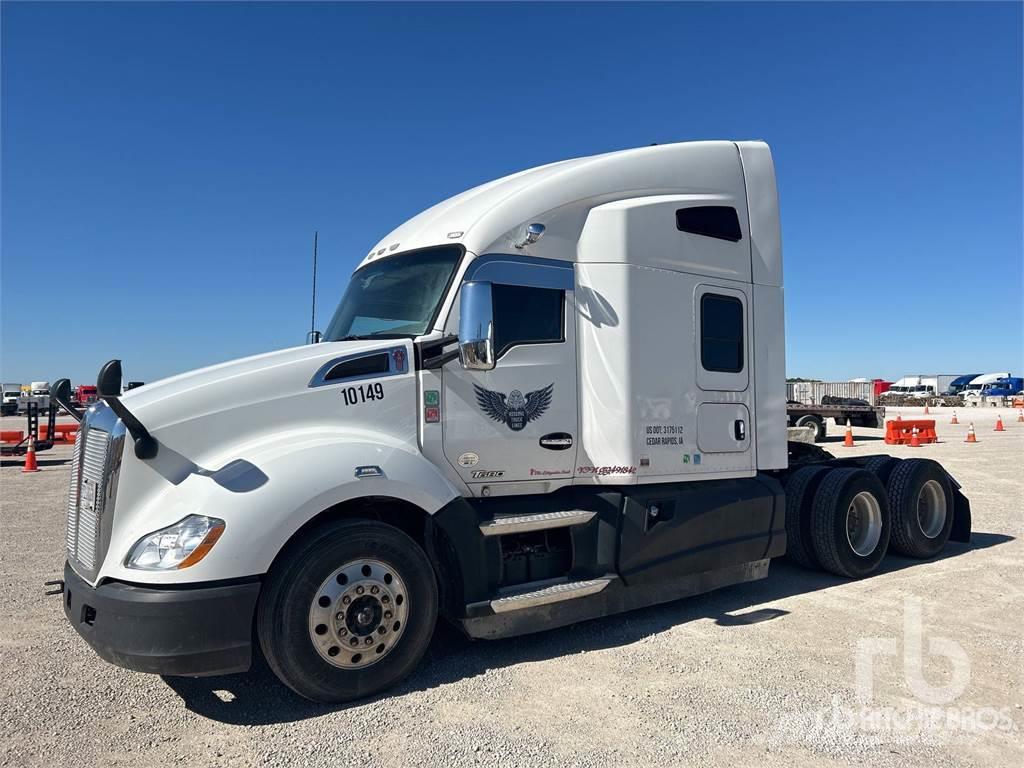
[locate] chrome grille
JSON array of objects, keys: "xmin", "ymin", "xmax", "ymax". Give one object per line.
[
  {"xmin": 65, "ymin": 402, "xmax": 125, "ymax": 580},
  {"xmin": 75, "ymin": 427, "xmax": 111, "ymax": 569},
  {"xmin": 65, "ymin": 432, "xmax": 82, "ymax": 555}
]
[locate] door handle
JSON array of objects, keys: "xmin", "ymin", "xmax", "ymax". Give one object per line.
[{"xmin": 734, "ymin": 419, "xmax": 746, "ymax": 441}]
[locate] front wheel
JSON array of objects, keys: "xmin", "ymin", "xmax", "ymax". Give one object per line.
[{"xmin": 257, "ymin": 519, "xmax": 438, "ymax": 703}]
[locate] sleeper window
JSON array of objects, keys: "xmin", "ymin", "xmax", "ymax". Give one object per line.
[
  {"xmin": 701, "ymin": 294, "xmax": 744, "ymax": 373},
  {"xmin": 492, "ymin": 284, "xmax": 564, "ymax": 357},
  {"xmin": 676, "ymin": 206, "xmax": 743, "ymax": 242}
]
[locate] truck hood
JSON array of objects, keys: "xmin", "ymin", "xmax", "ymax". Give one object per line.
[{"xmin": 120, "ymin": 340, "xmax": 398, "ymax": 433}]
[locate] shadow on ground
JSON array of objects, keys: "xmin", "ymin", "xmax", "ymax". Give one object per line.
[
  {"xmin": 820, "ymin": 434, "xmax": 885, "ymax": 443},
  {"xmin": 163, "ymin": 531, "xmax": 1013, "ymax": 725},
  {"xmin": 1, "ymin": 457, "xmax": 71, "ymax": 468}
]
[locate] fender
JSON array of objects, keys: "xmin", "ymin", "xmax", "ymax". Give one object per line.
[{"xmin": 99, "ymin": 427, "xmax": 462, "ymax": 585}]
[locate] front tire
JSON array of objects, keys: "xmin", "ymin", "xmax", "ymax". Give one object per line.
[
  {"xmin": 810, "ymin": 468, "xmax": 891, "ymax": 578},
  {"xmin": 257, "ymin": 519, "xmax": 438, "ymax": 703}
]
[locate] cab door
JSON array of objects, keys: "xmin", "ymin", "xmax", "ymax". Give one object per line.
[
  {"xmin": 442, "ymin": 256, "xmax": 578, "ymax": 491},
  {"xmin": 693, "ymin": 282, "xmax": 755, "ymax": 474}
]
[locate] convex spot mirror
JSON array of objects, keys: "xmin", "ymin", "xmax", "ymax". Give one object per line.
[{"xmin": 458, "ymin": 281, "xmax": 495, "ymax": 371}]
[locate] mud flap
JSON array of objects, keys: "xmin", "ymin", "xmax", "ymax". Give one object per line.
[{"xmin": 948, "ymin": 476, "xmax": 972, "ymax": 543}]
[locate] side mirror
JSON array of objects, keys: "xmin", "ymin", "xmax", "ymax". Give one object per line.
[
  {"xmin": 52, "ymin": 378, "xmax": 83, "ymax": 423},
  {"xmin": 306, "ymin": 330, "xmax": 322, "ymax": 345},
  {"xmin": 97, "ymin": 359, "xmax": 123, "ymax": 397},
  {"xmin": 458, "ymin": 281, "xmax": 495, "ymax": 371}
]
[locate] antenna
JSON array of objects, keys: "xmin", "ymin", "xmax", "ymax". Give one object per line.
[{"xmin": 310, "ymin": 231, "xmax": 318, "ymax": 336}]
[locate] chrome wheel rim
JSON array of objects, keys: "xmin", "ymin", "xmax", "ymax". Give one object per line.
[
  {"xmin": 308, "ymin": 558, "xmax": 409, "ymax": 669},
  {"xmin": 917, "ymin": 480, "xmax": 947, "ymax": 539},
  {"xmin": 846, "ymin": 491, "xmax": 882, "ymax": 556}
]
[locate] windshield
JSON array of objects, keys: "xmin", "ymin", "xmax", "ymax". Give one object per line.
[{"xmin": 323, "ymin": 246, "xmax": 462, "ymax": 341}]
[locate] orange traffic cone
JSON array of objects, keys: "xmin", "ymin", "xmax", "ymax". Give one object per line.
[
  {"xmin": 22, "ymin": 437, "xmax": 40, "ymax": 473},
  {"xmin": 994, "ymin": 415, "xmax": 1005, "ymax": 432},
  {"xmin": 909, "ymin": 426, "xmax": 921, "ymax": 447},
  {"xmin": 950, "ymin": 411, "xmax": 959, "ymax": 425},
  {"xmin": 1017, "ymin": 409, "xmax": 1024, "ymax": 423},
  {"xmin": 842, "ymin": 419, "xmax": 855, "ymax": 447},
  {"xmin": 965, "ymin": 423, "xmax": 978, "ymax": 443},
  {"xmin": 923, "ymin": 404, "xmax": 930, "ymax": 415}
]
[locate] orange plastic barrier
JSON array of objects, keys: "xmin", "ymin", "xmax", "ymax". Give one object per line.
[
  {"xmin": 40, "ymin": 424, "xmax": 80, "ymax": 443},
  {"xmin": 1, "ymin": 430, "xmax": 25, "ymax": 444},
  {"xmin": 885, "ymin": 419, "xmax": 938, "ymax": 445}
]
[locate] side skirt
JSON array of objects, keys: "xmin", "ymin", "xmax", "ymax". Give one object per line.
[{"xmin": 459, "ymin": 558, "xmax": 770, "ymax": 640}]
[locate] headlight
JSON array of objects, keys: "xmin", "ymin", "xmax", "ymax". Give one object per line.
[{"xmin": 126, "ymin": 515, "xmax": 225, "ymax": 571}]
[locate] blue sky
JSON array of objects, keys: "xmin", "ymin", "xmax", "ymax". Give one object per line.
[{"xmin": 2, "ymin": 1, "xmax": 1021, "ymax": 384}]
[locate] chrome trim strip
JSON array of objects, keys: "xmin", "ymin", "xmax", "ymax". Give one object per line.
[
  {"xmin": 479, "ymin": 509, "xmax": 595, "ymax": 537},
  {"xmin": 308, "ymin": 345, "xmax": 410, "ymax": 388}
]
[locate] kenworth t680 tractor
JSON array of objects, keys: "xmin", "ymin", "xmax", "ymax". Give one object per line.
[{"xmin": 53, "ymin": 141, "xmax": 970, "ymax": 703}]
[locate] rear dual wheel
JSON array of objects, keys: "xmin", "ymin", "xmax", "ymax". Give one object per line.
[
  {"xmin": 787, "ymin": 459, "xmax": 955, "ymax": 578},
  {"xmin": 809, "ymin": 468, "xmax": 891, "ymax": 578},
  {"xmin": 885, "ymin": 459, "xmax": 953, "ymax": 559}
]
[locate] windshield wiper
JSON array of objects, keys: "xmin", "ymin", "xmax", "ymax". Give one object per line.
[{"xmin": 336, "ymin": 332, "xmax": 415, "ymax": 342}]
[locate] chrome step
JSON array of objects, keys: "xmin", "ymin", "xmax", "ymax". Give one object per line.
[
  {"xmin": 479, "ymin": 509, "xmax": 595, "ymax": 537},
  {"xmin": 490, "ymin": 576, "xmax": 615, "ymax": 614}
]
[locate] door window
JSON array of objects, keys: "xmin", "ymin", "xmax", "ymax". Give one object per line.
[
  {"xmin": 700, "ymin": 293, "xmax": 744, "ymax": 373},
  {"xmin": 492, "ymin": 284, "xmax": 564, "ymax": 357}
]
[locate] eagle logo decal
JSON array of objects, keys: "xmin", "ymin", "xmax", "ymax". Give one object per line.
[{"xmin": 474, "ymin": 383, "xmax": 554, "ymax": 432}]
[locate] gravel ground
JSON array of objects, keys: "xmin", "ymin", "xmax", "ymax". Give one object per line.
[{"xmin": 1, "ymin": 406, "xmax": 1021, "ymax": 767}]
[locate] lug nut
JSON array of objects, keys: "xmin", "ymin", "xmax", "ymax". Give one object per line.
[
  {"xmin": 338, "ymin": 627, "xmax": 347, "ymax": 637},
  {"xmin": 381, "ymin": 595, "xmax": 390, "ymax": 604},
  {"xmin": 356, "ymin": 586, "xmax": 364, "ymax": 595},
  {"xmin": 350, "ymin": 638, "xmax": 358, "ymax": 646},
  {"xmin": 377, "ymin": 626, "xmax": 386, "ymax": 635},
  {"xmin": 335, "ymin": 612, "xmax": 344, "ymax": 622},
  {"xmin": 342, "ymin": 595, "xmax": 351, "ymax": 605},
  {"xmin": 364, "ymin": 637, "xmax": 373, "ymax": 646},
  {"xmin": 384, "ymin": 611, "xmax": 392, "ymax": 619},
  {"xmin": 370, "ymin": 586, "xmax": 379, "ymax": 595}
]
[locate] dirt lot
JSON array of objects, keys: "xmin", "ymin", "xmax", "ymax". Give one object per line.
[{"xmin": 1, "ymin": 406, "xmax": 1021, "ymax": 767}]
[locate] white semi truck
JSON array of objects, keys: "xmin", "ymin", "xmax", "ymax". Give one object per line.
[{"xmin": 52, "ymin": 141, "xmax": 972, "ymax": 703}]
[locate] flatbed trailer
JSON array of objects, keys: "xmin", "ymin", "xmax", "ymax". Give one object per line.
[{"xmin": 787, "ymin": 401, "xmax": 885, "ymax": 442}]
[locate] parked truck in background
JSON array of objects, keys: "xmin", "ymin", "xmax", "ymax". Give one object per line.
[
  {"xmin": 72, "ymin": 385, "xmax": 99, "ymax": 408},
  {"xmin": 52, "ymin": 141, "xmax": 971, "ymax": 704},
  {"xmin": 17, "ymin": 381, "xmax": 51, "ymax": 415},
  {"xmin": 961, "ymin": 372, "xmax": 1013, "ymax": 404},
  {"xmin": 1, "ymin": 383, "xmax": 21, "ymax": 416},
  {"xmin": 945, "ymin": 374, "xmax": 982, "ymax": 396},
  {"xmin": 981, "ymin": 377, "xmax": 1023, "ymax": 398}
]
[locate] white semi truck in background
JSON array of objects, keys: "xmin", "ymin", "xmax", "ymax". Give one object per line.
[{"xmin": 51, "ymin": 141, "xmax": 972, "ymax": 704}]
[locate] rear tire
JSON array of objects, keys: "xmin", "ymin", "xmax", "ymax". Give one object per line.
[
  {"xmin": 783, "ymin": 465, "xmax": 830, "ymax": 569},
  {"xmin": 795, "ymin": 415, "xmax": 826, "ymax": 442},
  {"xmin": 886, "ymin": 459, "xmax": 954, "ymax": 558},
  {"xmin": 810, "ymin": 468, "xmax": 890, "ymax": 578},
  {"xmin": 257, "ymin": 519, "xmax": 438, "ymax": 703},
  {"xmin": 863, "ymin": 455, "xmax": 900, "ymax": 486}
]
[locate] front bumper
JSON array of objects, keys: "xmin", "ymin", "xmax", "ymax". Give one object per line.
[{"xmin": 62, "ymin": 562, "xmax": 261, "ymax": 677}]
